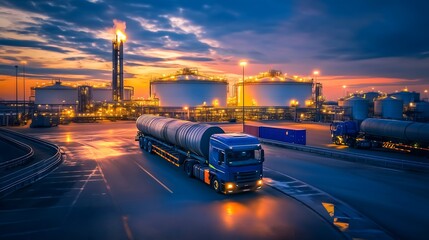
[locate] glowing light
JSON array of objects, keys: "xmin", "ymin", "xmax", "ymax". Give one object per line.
[
  {"xmin": 313, "ymin": 70, "xmax": 320, "ymax": 75},
  {"xmin": 239, "ymin": 60, "xmax": 247, "ymax": 67},
  {"xmin": 116, "ymin": 30, "xmax": 126, "ymax": 42}
]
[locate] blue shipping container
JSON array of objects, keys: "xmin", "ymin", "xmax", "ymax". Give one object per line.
[{"xmin": 259, "ymin": 126, "xmax": 306, "ymax": 145}]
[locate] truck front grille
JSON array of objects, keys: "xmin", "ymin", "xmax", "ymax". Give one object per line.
[{"xmin": 233, "ymin": 170, "xmax": 260, "ymax": 183}]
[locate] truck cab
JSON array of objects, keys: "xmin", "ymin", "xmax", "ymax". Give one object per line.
[{"xmin": 208, "ymin": 133, "xmax": 264, "ymax": 193}]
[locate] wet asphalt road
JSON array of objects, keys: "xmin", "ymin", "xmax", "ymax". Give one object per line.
[{"xmin": 1, "ymin": 121, "xmax": 429, "ymax": 239}]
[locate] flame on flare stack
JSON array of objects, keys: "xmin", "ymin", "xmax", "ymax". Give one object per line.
[
  {"xmin": 112, "ymin": 20, "xmax": 126, "ymax": 102},
  {"xmin": 116, "ymin": 30, "xmax": 126, "ymax": 43}
]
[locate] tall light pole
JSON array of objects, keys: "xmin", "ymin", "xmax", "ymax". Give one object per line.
[
  {"xmin": 313, "ymin": 70, "xmax": 320, "ymax": 122},
  {"xmin": 15, "ymin": 65, "xmax": 18, "ymax": 123},
  {"xmin": 343, "ymin": 85, "xmax": 347, "ymax": 97},
  {"xmin": 239, "ymin": 60, "xmax": 247, "ymax": 132},
  {"xmin": 21, "ymin": 61, "xmax": 27, "ymax": 118}
]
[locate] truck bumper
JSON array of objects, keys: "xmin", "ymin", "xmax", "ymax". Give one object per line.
[{"xmin": 223, "ymin": 179, "xmax": 263, "ymax": 194}]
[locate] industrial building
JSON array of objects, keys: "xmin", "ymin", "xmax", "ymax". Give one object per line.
[
  {"xmin": 234, "ymin": 70, "xmax": 313, "ymax": 107},
  {"xmin": 150, "ymin": 68, "xmax": 228, "ymax": 107},
  {"xmin": 33, "ymin": 81, "xmax": 133, "ymax": 113}
]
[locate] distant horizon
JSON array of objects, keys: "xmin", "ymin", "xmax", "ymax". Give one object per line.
[{"xmin": 1, "ymin": 1, "xmax": 428, "ymax": 101}]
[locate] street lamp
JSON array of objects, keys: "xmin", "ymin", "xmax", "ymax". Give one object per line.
[
  {"xmin": 342, "ymin": 85, "xmax": 347, "ymax": 97},
  {"xmin": 239, "ymin": 60, "xmax": 247, "ymax": 132},
  {"xmin": 15, "ymin": 65, "xmax": 18, "ymax": 123},
  {"xmin": 21, "ymin": 61, "xmax": 27, "ymax": 118}
]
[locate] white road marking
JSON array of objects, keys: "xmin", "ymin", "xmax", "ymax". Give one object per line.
[{"xmin": 134, "ymin": 161, "xmax": 173, "ymax": 194}]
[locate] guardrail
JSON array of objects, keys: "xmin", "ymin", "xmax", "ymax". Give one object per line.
[
  {"xmin": 260, "ymin": 138, "xmax": 429, "ymax": 172},
  {"xmin": 0, "ymin": 134, "xmax": 34, "ymax": 170},
  {"xmin": 0, "ymin": 128, "xmax": 63, "ymax": 198}
]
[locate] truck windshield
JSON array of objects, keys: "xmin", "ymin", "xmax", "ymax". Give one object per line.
[{"xmin": 226, "ymin": 150, "xmax": 262, "ymax": 166}]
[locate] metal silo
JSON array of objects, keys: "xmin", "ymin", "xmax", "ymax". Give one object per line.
[
  {"xmin": 415, "ymin": 102, "xmax": 429, "ymax": 120},
  {"xmin": 389, "ymin": 91, "xmax": 419, "ymax": 106},
  {"xmin": 34, "ymin": 81, "xmax": 77, "ymax": 105},
  {"xmin": 343, "ymin": 96, "xmax": 369, "ymax": 120},
  {"xmin": 235, "ymin": 70, "xmax": 313, "ymax": 107},
  {"xmin": 151, "ymin": 68, "xmax": 227, "ymax": 107},
  {"xmin": 362, "ymin": 91, "xmax": 381, "ymax": 102},
  {"xmin": 92, "ymin": 87, "xmax": 113, "ymax": 102},
  {"xmin": 374, "ymin": 96, "xmax": 403, "ymax": 119}
]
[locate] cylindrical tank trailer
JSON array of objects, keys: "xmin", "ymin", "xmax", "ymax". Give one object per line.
[{"xmin": 136, "ymin": 115, "xmax": 225, "ymax": 159}]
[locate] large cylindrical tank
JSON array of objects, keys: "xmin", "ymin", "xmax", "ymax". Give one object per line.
[
  {"xmin": 362, "ymin": 91, "xmax": 381, "ymax": 102},
  {"xmin": 92, "ymin": 88, "xmax": 113, "ymax": 102},
  {"xmin": 136, "ymin": 115, "xmax": 224, "ymax": 158},
  {"xmin": 343, "ymin": 96, "xmax": 369, "ymax": 120},
  {"xmin": 34, "ymin": 81, "xmax": 77, "ymax": 105},
  {"xmin": 374, "ymin": 96, "xmax": 403, "ymax": 119},
  {"xmin": 236, "ymin": 78, "xmax": 313, "ymax": 107},
  {"xmin": 360, "ymin": 118, "xmax": 429, "ymax": 145},
  {"xmin": 389, "ymin": 91, "xmax": 419, "ymax": 106},
  {"xmin": 415, "ymin": 102, "xmax": 429, "ymax": 119},
  {"xmin": 151, "ymin": 75, "xmax": 227, "ymax": 107}
]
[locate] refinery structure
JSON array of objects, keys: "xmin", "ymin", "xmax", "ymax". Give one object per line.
[{"xmin": 1, "ymin": 26, "xmax": 428, "ymax": 126}]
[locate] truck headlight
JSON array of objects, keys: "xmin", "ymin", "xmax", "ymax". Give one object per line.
[
  {"xmin": 257, "ymin": 179, "xmax": 263, "ymax": 186},
  {"xmin": 226, "ymin": 183, "xmax": 234, "ymax": 190}
]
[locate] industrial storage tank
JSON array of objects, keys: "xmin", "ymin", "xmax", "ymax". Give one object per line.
[
  {"xmin": 136, "ymin": 115, "xmax": 224, "ymax": 158},
  {"xmin": 389, "ymin": 90, "xmax": 419, "ymax": 106},
  {"xmin": 415, "ymin": 102, "xmax": 429, "ymax": 120},
  {"xmin": 374, "ymin": 96, "xmax": 403, "ymax": 119},
  {"xmin": 362, "ymin": 91, "xmax": 381, "ymax": 102},
  {"xmin": 343, "ymin": 96, "xmax": 369, "ymax": 120},
  {"xmin": 34, "ymin": 81, "xmax": 77, "ymax": 105},
  {"xmin": 92, "ymin": 87, "xmax": 113, "ymax": 102},
  {"xmin": 236, "ymin": 70, "xmax": 313, "ymax": 107},
  {"xmin": 151, "ymin": 68, "xmax": 227, "ymax": 107}
]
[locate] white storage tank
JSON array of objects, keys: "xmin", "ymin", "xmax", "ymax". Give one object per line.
[
  {"xmin": 92, "ymin": 87, "xmax": 113, "ymax": 102},
  {"xmin": 415, "ymin": 102, "xmax": 429, "ymax": 119},
  {"xmin": 374, "ymin": 96, "xmax": 403, "ymax": 119},
  {"xmin": 34, "ymin": 81, "xmax": 77, "ymax": 105},
  {"xmin": 151, "ymin": 68, "xmax": 227, "ymax": 107},
  {"xmin": 389, "ymin": 91, "xmax": 419, "ymax": 106},
  {"xmin": 235, "ymin": 70, "xmax": 313, "ymax": 107},
  {"xmin": 362, "ymin": 91, "xmax": 381, "ymax": 102},
  {"xmin": 343, "ymin": 96, "xmax": 369, "ymax": 120}
]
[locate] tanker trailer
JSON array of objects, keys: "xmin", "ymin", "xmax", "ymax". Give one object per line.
[
  {"xmin": 331, "ymin": 118, "xmax": 429, "ymax": 155},
  {"xmin": 135, "ymin": 114, "xmax": 264, "ymax": 194}
]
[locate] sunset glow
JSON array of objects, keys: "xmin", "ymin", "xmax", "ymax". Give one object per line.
[{"xmin": 0, "ymin": 1, "xmax": 428, "ymax": 101}]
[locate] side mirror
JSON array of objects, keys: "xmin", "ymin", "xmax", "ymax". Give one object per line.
[{"xmin": 260, "ymin": 149, "xmax": 265, "ymax": 162}]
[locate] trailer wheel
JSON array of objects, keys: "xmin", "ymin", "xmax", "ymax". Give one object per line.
[
  {"xmin": 212, "ymin": 177, "xmax": 221, "ymax": 193},
  {"xmin": 184, "ymin": 161, "xmax": 194, "ymax": 178},
  {"xmin": 147, "ymin": 141, "xmax": 153, "ymax": 154}
]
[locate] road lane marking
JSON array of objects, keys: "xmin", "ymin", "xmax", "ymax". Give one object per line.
[
  {"xmin": 122, "ymin": 216, "xmax": 134, "ymax": 240},
  {"xmin": 134, "ymin": 161, "xmax": 173, "ymax": 194}
]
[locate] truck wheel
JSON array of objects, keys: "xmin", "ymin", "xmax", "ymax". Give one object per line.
[
  {"xmin": 334, "ymin": 137, "xmax": 341, "ymax": 145},
  {"xmin": 346, "ymin": 138, "xmax": 355, "ymax": 148},
  {"xmin": 139, "ymin": 137, "xmax": 144, "ymax": 149},
  {"xmin": 184, "ymin": 161, "xmax": 194, "ymax": 178},
  {"xmin": 212, "ymin": 177, "xmax": 221, "ymax": 193},
  {"xmin": 147, "ymin": 141, "xmax": 153, "ymax": 154}
]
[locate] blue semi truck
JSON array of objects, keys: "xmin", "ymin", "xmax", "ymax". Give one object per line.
[{"xmin": 135, "ymin": 115, "xmax": 264, "ymax": 194}]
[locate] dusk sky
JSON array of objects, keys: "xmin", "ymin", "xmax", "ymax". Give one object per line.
[{"xmin": 1, "ymin": 0, "xmax": 428, "ymax": 101}]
